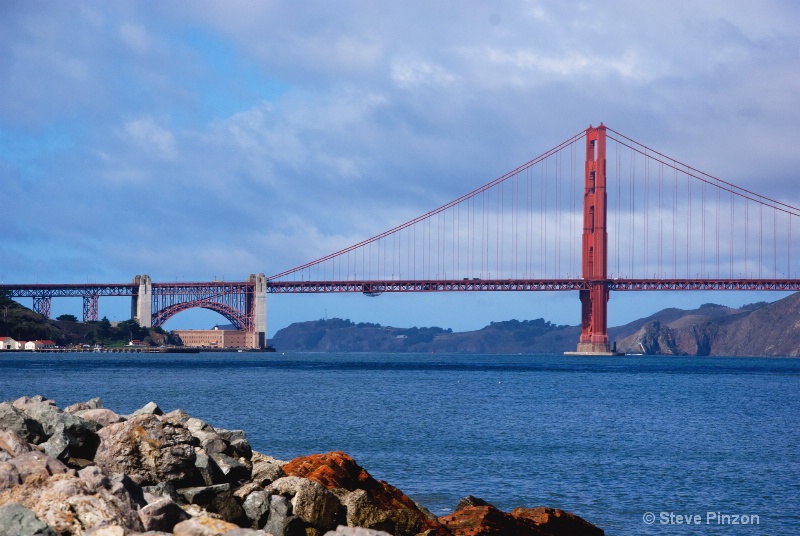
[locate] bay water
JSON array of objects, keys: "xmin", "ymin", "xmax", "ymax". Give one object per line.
[{"xmin": 1, "ymin": 352, "xmax": 798, "ymax": 535}]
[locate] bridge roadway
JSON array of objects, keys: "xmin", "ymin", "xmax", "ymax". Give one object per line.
[
  {"xmin": 4, "ymin": 278, "xmax": 800, "ymax": 298},
  {"xmin": 266, "ymin": 278, "xmax": 800, "ymax": 293}
]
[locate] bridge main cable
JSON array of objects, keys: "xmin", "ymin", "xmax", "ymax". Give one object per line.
[{"xmin": 267, "ymin": 129, "xmax": 587, "ymax": 281}]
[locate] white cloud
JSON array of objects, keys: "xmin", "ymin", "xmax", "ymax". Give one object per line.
[
  {"xmin": 119, "ymin": 22, "xmax": 150, "ymax": 54},
  {"xmin": 120, "ymin": 117, "xmax": 177, "ymax": 160},
  {"xmin": 391, "ymin": 59, "xmax": 459, "ymax": 89}
]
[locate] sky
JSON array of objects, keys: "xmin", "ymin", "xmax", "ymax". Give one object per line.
[{"xmin": 2, "ymin": 1, "xmax": 800, "ymax": 338}]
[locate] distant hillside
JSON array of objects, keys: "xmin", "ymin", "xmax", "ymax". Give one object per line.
[
  {"xmin": 271, "ymin": 317, "xmax": 578, "ymax": 353},
  {"xmin": 614, "ymin": 295, "xmax": 800, "ymax": 356},
  {"xmin": 0, "ymin": 293, "xmax": 178, "ymax": 347},
  {"xmin": 272, "ymin": 294, "xmax": 800, "ymax": 356}
]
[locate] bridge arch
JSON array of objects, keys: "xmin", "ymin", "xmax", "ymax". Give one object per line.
[{"xmin": 151, "ymin": 300, "xmax": 250, "ymax": 331}]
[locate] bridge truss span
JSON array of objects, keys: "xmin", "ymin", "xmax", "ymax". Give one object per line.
[
  {"xmin": 150, "ymin": 281, "xmax": 255, "ymax": 331},
  {"xmin": 267, "ymin": 279, "xmax": 589, "ymax": 294}
]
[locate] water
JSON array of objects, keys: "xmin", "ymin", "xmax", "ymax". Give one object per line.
[{"xmin": 2, "ymin": 353, "xmax": 799, "ymax": 535}]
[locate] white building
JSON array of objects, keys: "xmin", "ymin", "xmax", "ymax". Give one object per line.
[{"xmin": 24, "ymin": 340, "xmax": 56, "ymax": 350}]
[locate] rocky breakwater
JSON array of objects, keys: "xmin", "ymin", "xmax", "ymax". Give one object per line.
[{"xmin": 0, "ymin": 395, "xmax": 604, "ymax": 536}]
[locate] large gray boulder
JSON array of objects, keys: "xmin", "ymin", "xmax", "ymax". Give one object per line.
[
  {"xmin": 0, "ymin": 503, "xmax": 56, "ymax": 536},
  {"xmin": 208, "ymin": 451, "xmax": 250, "ymax": 484},
  {"xmin": 266, "ymin": 476, "xmax": 340, "ymax": 531},
  {"xmin": 131, "ymin": 401, "xmax": 163, "ymax": 416},
  {"xmin": 250, "ymin": 452, "xmax": 285, "ymax": 486},
  {"xmin": 178, "ymin": 483, "xmax": 246, "ymax": 525},
  {"xmin": 263, "ymin": 494, "xmax": 305, "ymax": 536},
  {"xmin": 12, "ymin": 397, "xmax": 100, "ymax": 461},
  {"xmin": 242, "ymin": 490, "xmax": 271, "ymax": 529},
  {"xmin": 0, "ymin": 403, "xmax": 45, "ymax": 444},
  {"xmin": 94, "ymin": 413, "xmax": 197, "ymax": 486}
]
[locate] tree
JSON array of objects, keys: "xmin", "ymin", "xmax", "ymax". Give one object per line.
[
  {"xmin": 56, "ymin": 314, "xmax": 78, "ymax": 322},
  {"xmin": 97, "ymin": 317, "xmax": 112, "ymax": 339}
]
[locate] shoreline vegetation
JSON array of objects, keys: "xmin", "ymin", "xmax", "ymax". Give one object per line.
[{"xmin": 0, "ymin": 395, "xmax": 604, "ymax": 536}]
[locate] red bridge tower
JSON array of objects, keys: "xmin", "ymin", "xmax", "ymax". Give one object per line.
[{"xmin": 570, "ymin": 124, "xmax": 618, "ymax": 355}]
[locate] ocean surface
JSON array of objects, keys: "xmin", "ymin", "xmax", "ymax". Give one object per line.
[{"xmin": 1, "ymin": 352, "xmax": 798, "ymax": 535}]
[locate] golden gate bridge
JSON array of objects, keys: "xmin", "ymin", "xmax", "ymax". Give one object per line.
[{"xmin": 4, "ymin": 124, "xmax": 800, "ymax": 353}]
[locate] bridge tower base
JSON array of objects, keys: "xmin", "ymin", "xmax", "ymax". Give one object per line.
[
  {"xmin": 566, "ymin": 124, "xmax": 621, "ymax": 356},
  {"xmin": 248, "ymin": 273, "xmax": 267, "ymax": 349},
  {"xmin": 132, "ymin": 275, "xmax": 152, "ymax": 328}
]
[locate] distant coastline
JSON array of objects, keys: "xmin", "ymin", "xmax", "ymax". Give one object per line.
[{"xmin": 270, "ymin": 293, "xmax": 800, "ymax": 357}]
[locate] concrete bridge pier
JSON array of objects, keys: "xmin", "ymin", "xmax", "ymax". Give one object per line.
[
  {"xmin": 248, "ymin": 273, "xmax": 267, "ymax": 348},
  {"xmin": 132, "ymin": 274, "xmax": 152, "ymax": 327}
]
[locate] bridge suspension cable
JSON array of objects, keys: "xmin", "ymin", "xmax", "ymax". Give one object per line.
[{"xmin": 268, "ymin": 129, "xmax": 588, "ymax": 284}]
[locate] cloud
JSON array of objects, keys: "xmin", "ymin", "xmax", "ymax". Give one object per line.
[{"xmin": 119, "ymin": 117, "xmax": 178, "ymax": 160}]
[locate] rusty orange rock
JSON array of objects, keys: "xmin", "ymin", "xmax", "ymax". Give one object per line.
[{"xmin": 284, "ymin": 451, "xmax": 449, "ymax": 536}]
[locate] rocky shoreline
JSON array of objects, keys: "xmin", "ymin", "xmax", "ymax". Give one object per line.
[{"xmin": 0, "ymin": 395, "xmax": 604, "ymax": 536}]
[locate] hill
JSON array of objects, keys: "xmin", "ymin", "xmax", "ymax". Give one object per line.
[
  {"xmin": 0, "ymin": 293, "xmax": 178, "ymax": 347},
  {"xmin": 272, "ymin": 294, "xmax": 800, "ymax": 356}
]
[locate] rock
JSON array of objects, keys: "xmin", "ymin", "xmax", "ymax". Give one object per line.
[
  {"xmin": 0, "ymin": 461, "xmax": 22, "ymax": 490},
  {"xmin": 512, "ymin": 507, "xmax": 605, "ymax": 536},
  {"xmin": 178, "ymin": 483, "xmax": 231, "ymax": 505},
  {"xmin": 201, "ymin": 436, "xmax": 229, "ymax": 456},
  {"xmin": 340, "ymin": 489, "xmax": 396, "ymax": 531},
  {"xmin": 0, "ymin": 403, "xmax": 46, "ymax": 444},
  {"xmin": 324, "ymin": 527, "xmax": 393, "ymax": 536},
  {"xmin": 283, "ymin": 451, "xmax": 448, "ymax": 536},
  {"xmin": 0, "ymin": 430, "xmax": 34, "ymax": 458},
  {"xmin": 177, "ymin": 484, "xmax": 246, "ymax": 525},
  {"xmin": 16, "ymin": 400, "xmax": 101, "ymax": 461},
  {"xmin": 208, "ymin": 451, "xmax": 251, "ymax": 484},
  {"xmin": 224, "ymin": 530, "xmax": 271, "ymax": 536},
  {"xmin": 6, "ymin": 451, "xmax": 69, "ymax": 482},
  {"xmin": 0, "ymin": 472, "xmax": 144, "ymax": 534},
  {"xmin": 242, "ymin": 490, "xmax": 271, "ymax": 529},
  {"xmin": 41, "ymin": 428, "xmax": 70, "ymax": 461},
  {"xmin": 64, "ymin": 402, "xmax": 90, "ymax": 414},
  {"xmin": 12, "ymin": 396, "xmax": 58, "ymax": 412},
  {"xmin": 233, "ymin": 481, "xmax": 263, "ymax": 500},
  {"xmin": 185, "ymin": 417, "xmax": 214, "ymax": 434},
  {"xmin": 132, "ymin": 402, "xmax": 163, "ymax": 417},
  {"xmin": 163, "ymin": 408, "xmax": 192, "ymax": 422},
  {"xmin": 64, "ymin": 397, "xmax": 103, "ymax": 414},
  {"xmin": 94, "ymin": 414, "xmax": 197, "ymax": 486},
  {"xmin": 454, "ymin": 495, "xmax": 493, "ymax": 511},
  {"xmin": 78, "ymin": 409, "xmax": 126, "ymax": 428},
  {"xmin": 439, "ymin": 504, "xmax": 549, "ymax": 536},
  {"xmin": 172, "ymin": 515, "xmax": 240, "ymax": 536},
  {"xmin": 195, "ymin": 448, "xmax": 223, "ymax": 486},
  {"xmin": 110, "ymin": 472, "xmax": 148, "ymax": 509},
  {"xmin": 142, "ymin": 481, "xmax": 182, "ymax": 504},
  {"xmin": 263, "ymin": 494, "xmax": 305, "ymax": 536},
  {"xmin": 83, "ymin": 526, "xmax": 125, "ymax": 536},
  {"xmin": 76, "ymin": 466, "xmax": 146, "ymax": 514},
  {"xmin": 138, "ymin": 497, "xmax": 192, "ymax": 532},
  {"xmin": 0, "ymin": 502, "xmax": 57, "ymax": 536},
  {"xmin": 216, "ymin": 429, "xmax": 253, "ymax": 460},
  {"xmin": 266, "ymin": 476, "xmax": 340, "ymax": 531},
  {"xmin": 250, "ymin": 453, "xmax": 285, "ymax": 486}
]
